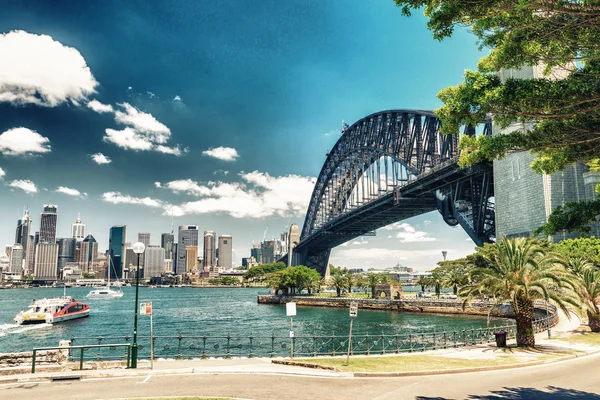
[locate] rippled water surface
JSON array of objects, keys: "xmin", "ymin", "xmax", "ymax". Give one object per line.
[{"xmin": 0, "ymin": 287, "xmax": 507, "ymax": 353}]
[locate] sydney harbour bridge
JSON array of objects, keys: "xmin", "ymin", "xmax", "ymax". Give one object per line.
[{"xmin": 283, "ymin": 109, "xmax": 495, "ymax": 276}]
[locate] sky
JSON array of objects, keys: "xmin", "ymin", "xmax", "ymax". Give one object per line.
[{"xmin": 0, "ymin": 0, "xmax": 485, "ymax": 270}]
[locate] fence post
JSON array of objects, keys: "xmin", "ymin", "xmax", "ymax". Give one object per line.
[
  {"xmin": 270, "ymin": 335, "xmax": 275, "ymax": 358},
  {"xmin": 408, "ymin": 334, "xmax": 412, "ymax": 353},
  {"xmin": 96, "ymin": 337, "xmax": 103, "ymax": 361},
  {"xmin": 177, "ymin": 335, "xmax": 182, "ymax": 360},
  {"xmin": 365, "ymin": 334, "xmax": 370, "ymax": 356},
  {"xmin": 395, "ymin": 335, "xmax": 399, "ymax": 354},
  {"xmin": 331, "ymin": 335, "xmax": 336, "ymax": 356},
  {"xmin": 226, "ymin": 335, "xmax": 231, "ymax": 359},
  {"xmin": 312, "ymin": 336, "xmax": 317, "ymax": 357},
  {"xmin": 126, "ymin": 345, "xmax": 131, "ymax": 368},
  {"xmin": 249, "ymin": 336, "xmax": 253, "ymax": 358},
  {"xmin": 31, "ymin": 350, "xmax": 36, "ymax": 374},
  {"xmin": 201, "ymin": 336, "xmax": 207, "ymax": 359},
  {"xmin": 80, "ymin": 347, "xmax": 84, "ymax": 370}
]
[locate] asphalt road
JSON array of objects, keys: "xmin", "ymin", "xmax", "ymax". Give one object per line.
[{"xmin": 2, "ymin": 353, "xmax": 600, "ymax": 400}]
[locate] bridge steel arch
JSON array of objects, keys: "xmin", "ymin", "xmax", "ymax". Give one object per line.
[{"xmin": 289, "ymin": 109, "xmax": 494, "ymax": 276}]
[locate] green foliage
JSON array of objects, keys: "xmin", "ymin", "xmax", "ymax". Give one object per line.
[
  {"xmin": 394, "ymin": 0, "xmax": 600, "ymax": 233},
  {"xmin": 267, "ymin": 265, "xmax": 321, "ymax": 294},
  {"xmin": 367, "ymin": 274, "xmax": 380, "ymax": 298},
  {"xmin": 220, "ymin": 277, "xmax": 239, "ymax": 286},
  {"xmin": 330, "ymin": 274, "xmax": 348, "ymax": 297},
  {"xmin": 243, "ymin": 262, "xmax": 287, "ymax": 282},
  {"xmin": 82, "ymin": 272, "xmax": 96, "ymax": 279},
  {"xmin": 460, "ymin": 237, "xmax": 582, "ymax": 346},
  {"xmin": 553, "ymin": 237, "xmax": 600, "ymax": 268}
]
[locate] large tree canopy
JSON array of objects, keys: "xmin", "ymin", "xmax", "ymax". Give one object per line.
[{"xmin": 394, "ymin": 0, "xmax": 600, "ymax": 234}]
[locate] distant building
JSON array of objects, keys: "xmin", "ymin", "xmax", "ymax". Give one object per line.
[
  {"xmin": 144, "ymin": 246, "xmax": 165, "ymax": 278},
  {"xmin": 39, "ymin": 204, "xmax": 58, "ymax": 243},
  {"xmin": 34, "ymin": 243, "xmax": 59, "ymax": 280},
  {"xmin": 250, "ymin": 245, "xmax": 261, "ymax": 265},
  {"xmin": 217, "ymin": 235, "xmax": 232, "ymax": 268},
  {"xmin": 81, "ymin": 234, "xmax": 98, "ymax": 271},
  {"xmin": 138, "ymin": 232, "xmax": 151, "ymax": 247},
  {"xmin": 8, "ymin": 244, "xmax": 23, "ymax": 275},
  {"xmin": 164, "ymin": 258, "xmax": 173, "ymax": 273},
  {"xmin": 15, "ymin": 209, "xmax": 33, "ymax": 274},
  {"xmin": 261, "ymin": 240, "xmax": 275, "ymax": 264},
  {"xmin": 109, "ymin": 225, "xmax": 126, "ymax": 280},
  {"xmin": 176, "ymin": 226, "xmax": 198, "ymax": 275},
  {"xmin": 71, "ymin": 214, "xmax": 86, "ymax": 241},
  {"xmin": 242, "ymin": 256, "xmax": 257, "ymax": 268},
  {"xmin": 185, "ymin": 245, "xmax": 198, "ymax": 271},
  {"xmin": 203, "ymin": 231, "xmax": 216, "ymax": 269},
  {"xmin": 57, "ymin": 238, "xmax": 76, "ymax": 272},
  {"xmin": 161, "ymin": 233, "xmax": 174, "ymax": 259}
]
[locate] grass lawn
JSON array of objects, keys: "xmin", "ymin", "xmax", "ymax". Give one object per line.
[
  {"xmin": 551, "ymin": 326, "xmax": 600, "ymax": 346},
  {"xmin": 295, "ymin": 349, "xmax": 575, "ymax": 373}
]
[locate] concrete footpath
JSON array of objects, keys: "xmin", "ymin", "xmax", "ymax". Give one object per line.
[{"xmin": 1, "ymin": 309, "xmax": 598, "ymax": 384}]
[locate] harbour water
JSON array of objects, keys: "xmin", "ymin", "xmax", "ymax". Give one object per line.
[{"xmin": 0, "ymin": 287, "xmax": 507, "ymax": 356}]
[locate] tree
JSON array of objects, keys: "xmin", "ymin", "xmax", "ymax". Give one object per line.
[
  {"xmin": 416, "ymin": 276, "xmax": 428, "ymax": 292},
  {"xmin": 267, "ymin": 266, "xmax": 322, "ymax": 295},
  {"xmin": 394, "ymin": 0, "xmax": 600, "ymax": 233},
  {"xmin": 444, "ymin": 271, "xmax": 466, "ymax": 296},
  {"xmin": 220, "ymin": 277, "xmax": 239, "ymax": 286},
  {"xmin": 580, "ymin": 268, "xmax": 600, "ymax": 332},
  {"xmin": 461, "ymin": 237, "xmax": 581, "ymax": 347},
  {"xmin": 330, "ymin": 274, "xmax": 348, "ymax": 297},
  {"xmin": 367, "ymin": 274, "xmax": 380, "ymax": 298},
  {"xmin": 428, "ymin": 273, "xmax": 443, "ymax": 299},
  {"xmin": 553, "ymin": 237, "xmax": 600, "ymax": 268}
]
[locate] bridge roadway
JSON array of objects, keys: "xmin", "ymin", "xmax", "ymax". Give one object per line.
[{"xmin": 4, "ymin": 351, "xmax": 600, "ymax": 399}]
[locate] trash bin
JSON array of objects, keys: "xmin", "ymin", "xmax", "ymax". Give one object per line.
[{"xmin": 494, "ymin": 331, "xmax": 507, "ymax": 347}]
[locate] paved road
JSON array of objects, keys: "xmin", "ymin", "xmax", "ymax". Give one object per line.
[{"xmin": 2, "ymin": 352, "xmax": 600, "ymax": 400}]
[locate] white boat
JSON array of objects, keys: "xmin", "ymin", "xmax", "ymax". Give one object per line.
[
  {"xmin": 14, "ymin": 295, "xmax": 89, "ymax": 325},
  {"xmin": 86, "ymin": 256, "xmax": 124, "ymax": 299}
]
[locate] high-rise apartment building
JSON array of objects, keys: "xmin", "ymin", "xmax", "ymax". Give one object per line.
[
  {"xmin": 138, "ymin": 233, "xmax": 151, "ymax": 247},
  {"xmin": 34, "ymin": 243, "xmax": 59, "ymax": 279},
  {"xmin": 57, "ymin": 238, "xmax": 76, "ymax": 272},
  {"xmin": 176, "ymin": 226, "xmax": 198, "ymax": 275},
  {"xmin": 161, "ymin": 233, "xmax": 174, "ymax": 259},
  {"xmin": 15, "ymin": 209, "xmax": 33, "ymax": 272},
  {"xmin": 39, "ymin": 205, "xmax": 58, "ymax": 243},
  {"xmin": 144, "ymin": 245, "xmax": 165, "ymax": 279},
  {"xmin": 185, "ymin": 245, "xmax": 198, "ymax": 271},
  {"xmin": 71, "ymin": 214, "xmax": 86, "ymax": 241},
  {"xmin": 79, "ymin": 234, "xmax": 98, "ymax": 272},
  {"xmin": 250, "ymin": 244, "xmax": 261, "ymax": 265},
  {"xmin": 217, "ymin": 235, "xmax": 232, "ymax": 269},
  {"xmin": 108, "ymin": 226, "xmax": 126, "ymax": 280},
  {"xmin": 203, "ymin": 231, "xmax": 216, "ymax": 269},
  {"xmin": 8, "ymin": 244, "xmax": 23, "ymax": 275}
]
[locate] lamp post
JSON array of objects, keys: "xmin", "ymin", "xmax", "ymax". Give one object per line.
[{"xmin": 130, "ymin": 241, "xmax": 145, "ymax": 368}]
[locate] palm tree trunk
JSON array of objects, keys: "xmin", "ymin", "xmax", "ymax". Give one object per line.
[
  {"xmin": 336, "ymin": 288, "xmax": 341, "ymax": 297},
  {"xmin": 587, "ymin": 310, "xmax": 600, "ymax": 332},
  {"xmin": 515, "ymin": 298, "xmax": 535, "ymax": 347},
  {"xmin": 371, "ymin": 287, "xmax": 376, "ymax": 298}
]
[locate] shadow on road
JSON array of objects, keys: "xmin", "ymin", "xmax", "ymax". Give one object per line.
[{"xmin": 416, "ymin": 386, "xmax": 600, "ymax": 399}]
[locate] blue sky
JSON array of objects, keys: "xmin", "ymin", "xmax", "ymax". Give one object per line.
[{"xmin": 0, "ymin": 0, "xmax": 484, "ymax": 270}]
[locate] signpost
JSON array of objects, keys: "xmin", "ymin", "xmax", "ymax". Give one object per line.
[
  {"xmin": 286, "ymin": 302, "xmax": 296, "ymax": 359},
  {"xmin": 346, "ymin": 302, "xmax": 358, "ymax": 366},
  {"xmin": 140, "ymin": 302, "xmax": 153, "ymax": 369}
]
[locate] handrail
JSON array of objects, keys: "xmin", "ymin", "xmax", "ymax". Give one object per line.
[{"xmin": 31, "ymin": 343, "xmax": 131, "ymax": 373}]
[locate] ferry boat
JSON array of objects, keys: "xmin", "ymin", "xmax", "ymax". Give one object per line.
[{"xmin": 14, "ymin": 296, "xmax": 90, "ymax": 325}]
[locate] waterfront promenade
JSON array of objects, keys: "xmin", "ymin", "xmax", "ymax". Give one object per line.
[{"xmin": 2, "ymin": 310, "xmax": 599, "ymax": 399}]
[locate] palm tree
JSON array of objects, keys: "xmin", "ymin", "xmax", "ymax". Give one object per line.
[
  {"xmin": 330, "ymin": 274, "xmax": 347, "ymax": 297},
  {"xmin": 416, "ymin": 276, "xmax": 428, "ymax": 292},
  {"xmin": 367, "ymin": 274, "xmax": 380, "ymax": 298},
  {"xmin": 444, "ymin": 271, "xmax": 466, "ymax": 295},
  {"xmin": 429, "ymin": 273, "xmax": 443, "ymax": 299},
  {"xmin": 567, "ymin": 258, "xmax": 600, "ymax": 332},
  {"xmin": 461, "ymin": 237, "xmax": 581, "ymax": 347}
]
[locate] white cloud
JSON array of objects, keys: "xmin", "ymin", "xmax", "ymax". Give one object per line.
[
  {"xmin": 0, "ymin": 167, "xmax": 5, "ymax": 179},
  {"xmin": 87, "ymin": 100, "xmax": 113, "ymax": 113},
  {"xmin": 155, "ymin": 145, "xmax": 182, "ymax": 156},
  {"xmin": 146, "ymin": 91, "xmax": 156, "ymax": 99},
  {"xmin": 103, "ymin": 127, "xmax": 154, "ymax": 151},
  {"xmin": 114, "ymin": 103, "xmax": 170, "ymax": 143},
  {"xmin": 102, "ymin": 192, "xmax": 165, "ymax": 208},
  {"xmin": 202, "ymin": 147, "xmax": 239, "ymax": 161},
  {"xmin": 154, "ymin": 182, "xmax": 162, "ymax": 188},
  {"xmin": 213, "ymin": 169, "xmax": 229, "ymax": 176},
  {"xmin": 155, "ymin": 171, "xmax": 316, "ymax": 218},
  {"xmin": 9, "ymin": 179, "xmax": 37, "ymax": 193},
  {"xmin": 393, "ymin": 222, "xmax": 436, "ymax": 243},
  {"xmin": 173, "ymin": 95, "xmax": 181, "ymax": 101},
  {"xmin": 90, "ymin": 153, "xmax": 112, "ymax": 164},
  {"xmin": 0, "ymin": 127, "xmax": 51, "ymax": 156},
  {"xmin": 56, "ymin": 186, "xmax": 86, "ymax": 197},
  {"xmin": 0, "ymin": 30, "xmax": 97, "ymax": 107}
]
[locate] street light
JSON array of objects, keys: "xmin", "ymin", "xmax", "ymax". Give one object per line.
[{"xmin": 130, "ymin": 241, "xmax": 145, "ymax": 368}]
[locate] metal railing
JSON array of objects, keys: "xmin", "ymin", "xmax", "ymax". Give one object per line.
[{"xmin": 31, "ymin": 343, "xmax": 131, "ymax": 373}]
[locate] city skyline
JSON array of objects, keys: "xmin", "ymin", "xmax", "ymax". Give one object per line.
[{"xmin": 0, "ymin": 0, "xmax": 484, "ymax": 270}]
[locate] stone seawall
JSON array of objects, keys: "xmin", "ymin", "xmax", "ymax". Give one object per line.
[
  {"xmin": 258, "ymin": 295, "xmax": 543, "ymax": 319},
  {"xmin": 0, "ymin": 349, "xmax": 67, "ymax": 368}
]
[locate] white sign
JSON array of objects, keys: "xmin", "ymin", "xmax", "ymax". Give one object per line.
[
  {"xmin": 286, "ymin": 302, "xmax": 297, "ymax": 317},
  {"xmin": 140, "ymin": 302, "xmax": 152, "ymax": 315},
  {"xmin": 349, "ymin": 302, "xmax": 358, "ymax": 318},
  {"xmin": 289, "ymin": 330, "xmax": 294, "ymax": 338}
]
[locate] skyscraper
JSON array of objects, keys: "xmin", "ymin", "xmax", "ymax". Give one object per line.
[
  {"xmin": 39, "ymin": 205, "xmax": 58, "ymax": 243},
  {"xmin": 8, "ymin": 244, "xmax": 23, "ymax": 275},
  {"xmin": 144, "ymin": 246, "xmax": 165, "ymax": 279},
  {"xmin": 34, "ymin": 243, "xmax": 59, "ymax": 280},
  {"xmin": 138, "ymin": 233, "xmax": 151, "ymax": 247},
  {"xmin": 57, "ymin": 238, "xmax": 76, "ymax": 272},
  {"xmin": 15, "ymin": 209, "xmax": 32, "ymax": 272},
  {"xmin": 176, "ymin": 226, "xmax": 198, "ymax": 275},
  {"xmin": 203, "ymin": 230, "xmax": 216, "ymax": 269},
  {"xmin": 185, "ymin": 245, "xmax": 198, "ymax": 271},
  {"xmin": 250, "ymin": 244, "xmax": 261, "ymax": 265},
  {"xmin": 217, "ymin": 235, "xmax": 232, "ymax": 269},
  {"xmin": 71, "ymin": 214, "xmax": 86, "ymax": 241},
  {"xmin": 108, "ymin": 226, "xmax": 126, "ymax": 280},
  {"xmin": 161, "ymin": 233, "xmax": 174, "ymax": 259},
  {"xmin": 261, "ymin": 240, "xmax": 275, "ymax": 264},
  {"xmin": 79, "ymin": 234, "xmax": 98, "ymax": 272}
]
